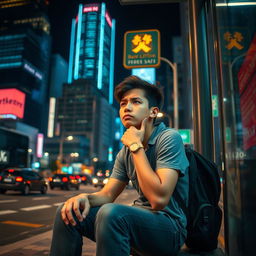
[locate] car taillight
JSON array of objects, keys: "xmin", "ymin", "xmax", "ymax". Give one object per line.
[
  {"xmin": 81, "ymin": 176, "xmax": 87, "ymax": 181},
  {"xmin": 9, "ymin": 169, "xmax": 15, "ymax": 173},
  {"xmin": 69, "ymin": 176, "xmax": 75, "ymax": 180},
  {"xmin": 75, "ymin": 175, "xmax": 80, "ymax": 179},
  {"xmin": 16, "ymin": 176, "xmax": 23, "ymax": 182},
  {"xmin": 62, "ymin": 177, "xmax": 68, "ymax": 182},
  {"xmin": 0, "ymin": 176, "xmax": 2, "ymax": 181},
  {"xmin": 49, "ymin": 177, "xmax": 53, "ymax": 182}
]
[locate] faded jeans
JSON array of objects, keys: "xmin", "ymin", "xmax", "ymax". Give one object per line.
[{"xmin": 49, "ymin": 203, "xmax": 185, "ymax": 256}]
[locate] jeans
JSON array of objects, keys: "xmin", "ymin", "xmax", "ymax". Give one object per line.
[{"xmin": 50, "ymin": 203, "xmax": 185, "ymax": 256}]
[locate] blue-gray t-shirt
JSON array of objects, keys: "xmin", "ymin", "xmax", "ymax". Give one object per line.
[{"xmin": 111, "ymin": 122, "xmax": 189, "ymax": 233}]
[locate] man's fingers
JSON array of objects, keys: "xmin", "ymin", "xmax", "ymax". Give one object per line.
[
  {"xmin": 73, "ymin": 199, "xmax": 84, "ymax": 222},
  {"xmin": 64, "ymin": 201, "xmax": 77, "ymax": 226},
  {"xmin": 61, "ymin": 204, "xmax": 69, "ymax": 225}
]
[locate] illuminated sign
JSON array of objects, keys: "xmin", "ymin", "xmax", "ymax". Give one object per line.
[
  {"xmin": 37, "ymin": 133, "xmax": 44, "ymax": 158},
  {"xmin": 0, "ymin": 150, "xmax": 9, "ymax": 164},
  {"xmin": 178, "ymin": 129, "xmax": 192, "ymax": 144},
  {"xmin": 47, "ymin": 97, "xmax": 56, "ymax": 138},
  {"xmin": 124, "ymin": 29, "xmax": 160, "ymax": 69},
  {"xmin": 0, "ymin": 89, "xmax": 25, "ymax": 118},
  {"xmin": 23, "ymin": 62, "xmax": 43, "ymax": 80},
  {"xmin": 132, "ymin": 68, "xmax": 156, "ymax": 83},
  {"xmin": 83, "ymin": 6, "xmax": 98, "ymax": 13}
]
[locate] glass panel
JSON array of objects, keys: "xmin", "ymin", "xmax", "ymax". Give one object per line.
[{"xmin": 215, "ymin": 1, "xmax": 256, "ymax": 255}]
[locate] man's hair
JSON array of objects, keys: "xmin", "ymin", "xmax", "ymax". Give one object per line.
[{"xmin": 114, "ymin": 76, "xmax": 163, "ymax": 109}]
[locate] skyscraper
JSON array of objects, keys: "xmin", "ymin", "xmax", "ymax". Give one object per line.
[
  {"xmin": 68, "ymin": 2, "xmax": 116, "ymax": 104},
  {"xmin": 51, "ymin": 2, "xmax": 117, "ymax": 170},
  {"xmin": 0, "ymin": 0, "xmax": 51, "ymax": 166},
  {"xmin": 0, "ymin": 0, "xmax": 51, "ymax": 133}
]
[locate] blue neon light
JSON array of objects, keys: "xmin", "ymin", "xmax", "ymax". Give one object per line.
[
  {"xmin": 68, "ymin": 19, "xmax": 76, "ymax": 83},
  {"xmin": 0, "ymin": 62, "xmax": 22, "ymax": 69},
  {"xmin": 108, "ymin": 147, "xmax": 113, "ymax": 162},
  {"xmin": 109, "ymin": 19, "xmax": 115, "ymax": 104},
  {"xmin": 74, "ymin": 4, "xmax": 83, "ymax": 80},
  {"xmin": 97, "ymin": 3, "xmax": 105, "ymax": 90}
]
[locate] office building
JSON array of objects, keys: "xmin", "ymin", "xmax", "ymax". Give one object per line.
[
  {"xmin": 68, "ymin": 2, "xmax": 116, "ymax": 104},
  {"xmin": 54, "ymin": 79, "xmax": 116, "ymax": 167},
  {"xmin": 0, "ymin": 0, "xmax": 51, "ymax": 134}
]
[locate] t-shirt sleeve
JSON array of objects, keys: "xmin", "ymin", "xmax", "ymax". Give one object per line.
[
  {"xmin": 110, "ymin": 147, "xmax": 129, "ymax": 183},
  {"xmin": 156, "ymin": 129, "xmax": 189, "ymax": 176}
]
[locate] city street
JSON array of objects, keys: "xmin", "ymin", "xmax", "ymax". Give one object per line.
[{"xmin": 0, "ymin": 184, "xmax": 138, "ymax": 246}]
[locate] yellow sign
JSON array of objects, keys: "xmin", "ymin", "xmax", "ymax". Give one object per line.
[
  {"xmin": 123, "ymin": 29, "xmax": 160, "ymax": 69},
  {"xmin": 224, "ymin": 31, "xmax": 244, "ymax": 50}
]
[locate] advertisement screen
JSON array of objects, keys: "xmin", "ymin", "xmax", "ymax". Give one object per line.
[{"xmin": 0, "ymin": 89, "xmax": 26, "ymax": 118}]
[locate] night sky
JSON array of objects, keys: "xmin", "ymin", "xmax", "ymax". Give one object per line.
[{"xmin": 48, "ymin": 0, "xmax": 180, "ymax": 84}]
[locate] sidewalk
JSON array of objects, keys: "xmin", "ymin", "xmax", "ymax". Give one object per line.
[
  {"xmin": 0, "ymin": 229, "xmax": 96, "ymax": 256},
  {"xmin": 0, "ymin": 229, "xmax": 225, "ymax": 256}
]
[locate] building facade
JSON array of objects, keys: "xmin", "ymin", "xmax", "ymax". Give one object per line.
[
  {"xmin": 68, "ymin": 2, "xmax": 116, "ymax": 104},
  {"xmin": 0, "ymin": 0, "xmax": 51, "ymax": 167},
  {"xmin": 54, "ymin": 79, "xmax": 116, "ymax": 169},
  {"xmin": 0, "ymin": 0, "xmax": 51, "ymax": 134}
]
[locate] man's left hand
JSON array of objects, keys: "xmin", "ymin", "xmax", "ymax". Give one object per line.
[{"xmin": 121, "ymin": 118, "xmax": 147, "ymax": 147}]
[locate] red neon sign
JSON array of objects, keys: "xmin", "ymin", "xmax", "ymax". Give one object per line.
[
  {"xmin": 105, "ymin": 11, "xmax": 112, "ymax": 27},
  {"xmin": 83, "ymin": 6, "xmax": 98, "ymax": 13},
  {"xmin": 0, "ymin": 89, "xmax": 25, "ymax": 118}
]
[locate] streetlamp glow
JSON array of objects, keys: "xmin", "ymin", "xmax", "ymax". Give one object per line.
[
  {"xmin": 92, "ymin": 157, "xmax": 99, "ymax": 162},
  {"xmin": 66, "ymin": 135, "xmax": 74, "ymax": 141}
]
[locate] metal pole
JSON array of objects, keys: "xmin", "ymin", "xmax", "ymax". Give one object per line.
[
  {"xmin": 58, "ymin": 133, "xmax": 64, "ymax": 164},
  {"xmin": 160, "ymin": 57, "xmax": 178, "ymax": 129}
]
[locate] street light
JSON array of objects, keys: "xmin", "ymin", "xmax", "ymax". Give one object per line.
[
  {"xmin": 160, "ymin": 57, "xmax": 178, "ymax": 129},
  {"xmin": 58, "ymin": 135, "xmax": 74, "ymax": 163}
]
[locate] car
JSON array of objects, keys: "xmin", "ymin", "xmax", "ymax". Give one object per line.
[
  {"xmin": 92, "ymin": 170, "xmax": 109, "ymax": 187},
  {"xmin": 0, "ymin": 168, "xmax": 48, "ymax": 195},
  {"xmin": 49, "ymin": 174, "xmax": 80, "ymax": 190},
  {"xmin": 78, "ymin": 173, "xmax": 92, "ymax": 185}
]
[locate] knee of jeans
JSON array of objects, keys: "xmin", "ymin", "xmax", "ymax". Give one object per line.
[
  {"xmin": 54, "ymin": 204, "xmax": 64, "ymax": 223},
  {"xmin": 96, "ymin": 203, "xmax": 121, "ymax": 224}
]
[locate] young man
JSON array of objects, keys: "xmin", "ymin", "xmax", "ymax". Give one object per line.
[{"xmin": 50, "ymin": 76, "xmax": 189, "ymax": 256}]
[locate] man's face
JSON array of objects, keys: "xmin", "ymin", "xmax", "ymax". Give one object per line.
[{"xmin": 119, "ymin": 88, "xmax": 151, "ymax": 129}]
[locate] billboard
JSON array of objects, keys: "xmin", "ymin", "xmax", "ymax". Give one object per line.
[
  {"xmin": 123, "ymin": 29, "xmax": 160, "ymax": 69},
  {"xmin": 0, "ymin": 89, "xmax": 26, "ymax": 118}
]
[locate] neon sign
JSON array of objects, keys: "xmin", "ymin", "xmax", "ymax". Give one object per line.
[
  {"xmin": 105, "ymin": 11, "xmax": 112, "ymax": 27},
  {"xmin": 83, "ymin": 6, "xmax": 98, "ymax": 13},
  {"xmin": 37, "ymin": 133, "xmax": 44, "ymax": 158},
  {"xmin": 0, "ymin": 89, "xmax": 25, "ymax": 118},
  {"xmin": 24, "ymin": 63, "xmax": 43, "ymax": 80}
]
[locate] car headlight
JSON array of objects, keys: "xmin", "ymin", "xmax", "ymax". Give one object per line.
[
  {"xmin": 103, "ymin": 178, "xmax": 109, "ymax": 185},
  {"xmin": 92, "ymin": 178, "xmax": 98, "ymax": 184}
]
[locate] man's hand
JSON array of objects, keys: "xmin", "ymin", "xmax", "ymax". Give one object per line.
[
  {"xmin": 121, "ymin": 118, "xmax": 147, "ymax": 147},
  {"xmin": 61, "ymin": 193, "xmax": 90, "ymax": 226}
]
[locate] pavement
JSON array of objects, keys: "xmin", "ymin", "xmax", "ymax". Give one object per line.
[
  {"xmin": 0, "ymin": 228, "xmax": 225, "ymax": 256},
  {"xmin": 0, "ymin": 229, "xmax": 96, "ymax": 256}
]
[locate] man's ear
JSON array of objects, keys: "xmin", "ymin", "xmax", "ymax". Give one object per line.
[{"xmin": 149, "ymin": 107, "xmax": 159, "ymax": 118}]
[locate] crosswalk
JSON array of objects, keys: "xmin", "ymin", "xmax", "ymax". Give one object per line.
[{"xmin": 0, "ymin": 198, "xmax": 64, "ymax": 216}]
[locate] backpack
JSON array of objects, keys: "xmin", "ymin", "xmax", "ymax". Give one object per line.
[{"xmin": 177, "ymin": 145, "xmax": 222, "ymax": 252}]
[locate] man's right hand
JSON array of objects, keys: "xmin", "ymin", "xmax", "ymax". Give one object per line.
[{"xmin": 61, "ymin": 193, "xmax": 90, "ymax": 226}]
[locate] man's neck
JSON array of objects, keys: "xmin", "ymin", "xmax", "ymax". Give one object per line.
[{"xmin": 142, "ymin": 122, "xmax": 155, "ymax": 148}]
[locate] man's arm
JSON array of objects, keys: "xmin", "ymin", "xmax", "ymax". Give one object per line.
[
  {"xmin": 121, "ymin": 119, "xmax": 179, "ymax": 211},
  {"xmin": 61, "ymin": 178, "xmax": 126, "ymax": 226},
  {"xmin": 132, "ymin": 149, "xmax": 179, "ymax": 211}
]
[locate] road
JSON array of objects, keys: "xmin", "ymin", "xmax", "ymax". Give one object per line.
[{"xmin": 0, "ymin": 184, "xmax": 138, "ymax": 246}]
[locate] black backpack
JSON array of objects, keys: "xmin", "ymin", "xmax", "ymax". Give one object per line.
[{"xmin": 177, "ymin": 145, "xmax": 222, "ymax": 252}]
